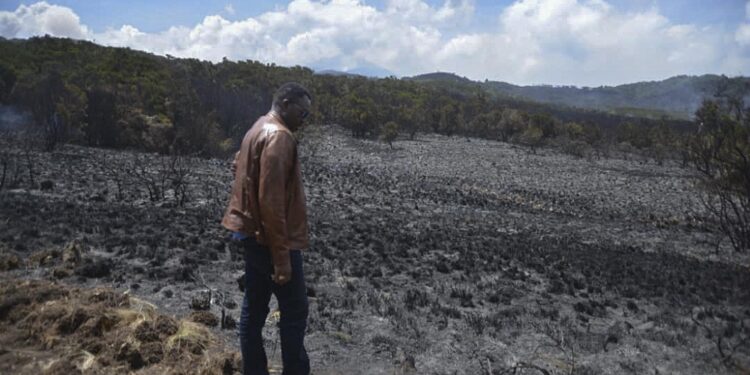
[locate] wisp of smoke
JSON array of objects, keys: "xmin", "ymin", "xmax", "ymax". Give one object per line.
[{"xmin": 0, "ymin": 105, "xmax": 31, "ymax": 132}]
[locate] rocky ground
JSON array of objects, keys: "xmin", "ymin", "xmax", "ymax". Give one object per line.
[{"xmin": 1, "ymin": 124, "xmax": 749, "ymax": 374}]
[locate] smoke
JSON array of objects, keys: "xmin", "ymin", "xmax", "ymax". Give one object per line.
[{"xmin": 0, "ymin": 105, "xmax": 31, "ymax": 132}]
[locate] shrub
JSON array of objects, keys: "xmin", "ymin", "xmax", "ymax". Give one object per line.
[
  {"xmin": 688, "ymin": 100, "xmax": 750, "ymax": 252},
  {"xmin": 380, "ymin": 121, "xmax": 399, "ymax": 149}
]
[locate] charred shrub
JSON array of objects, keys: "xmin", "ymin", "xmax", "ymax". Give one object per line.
[
  {"xmin": 450, "ymin": 286, "xmax": 474, "ymax": 307},
  {"xmin": 688, "ymin": 99, "xmax": 750, "ymax": 252},
  {"xmin": 403, "ymin": 288, "xmax": 431, "ymax": 311}
]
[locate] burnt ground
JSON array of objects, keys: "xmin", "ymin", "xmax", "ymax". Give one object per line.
[{"xmin": 1, "ymin": 124, "xmax": 749, "ymax": 374}]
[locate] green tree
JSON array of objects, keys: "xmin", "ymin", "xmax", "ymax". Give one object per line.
[
  {"xmin": 380, "ymin": 121, "xmax": 399, "ymax": 149},
  {"xmin": 518, "ymin": 124, "xmax": 544, "ymax": 154},
  {"xmin": 617, "ymin": 121, "xmax": 652, "ymax": 149},
  {"xmin": 438, "ymin": 104, "xmax": 459, "ymax": 136},
  {"xmin": 565, "ymin": 122, "xmax": 585, "ymax": 140},
  {"xmin": 85, "ymin": 87, "xmax": 118, "ymax": 147},
  {"xmin": 20, "ymin": 70, "xmax": 84, "ymax": 151},
  {"xmin": 530, "ymin": 113, "xmax": 557, "ymax": 140},
  {"xmin": 581, "ymin": 122, "xmax": 603, "ymax": 146},
  {"xmin": 499, "ymin": 108, "xmax": 524, "ymax": 142},
  {"xmin": 341, "ymin": 93, "xmax": 376, "ymax": 138},
  {"xmin": 0, "ymin": 63, "xmax": 16, "ymax": 103}
]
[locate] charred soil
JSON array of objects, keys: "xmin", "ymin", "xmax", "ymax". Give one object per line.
[{"xmin": 1, "ymin": 125, "xmax": 749, "ymax": 374}]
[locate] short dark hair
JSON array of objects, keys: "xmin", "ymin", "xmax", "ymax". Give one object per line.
[{"xmin": 272, "ymin": 82, "xmax": 312, "ymax": 107}]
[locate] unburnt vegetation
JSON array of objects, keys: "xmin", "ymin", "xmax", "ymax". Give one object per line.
[
  {"xmin": 1, "ymin": 36, "xmax": 699, "ymax": 159},
  {"xmin": 1, "ymin": 123, "xmax": 749, "ymax": 374}
]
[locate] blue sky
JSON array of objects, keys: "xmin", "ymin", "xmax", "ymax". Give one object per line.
[
  {"xmin": 1, "ymin": 0, "xmax": 749, "ymax": 86},
  {"xmin": 2, "ymin": 0, "xmax": 746, "ymax": 33}
]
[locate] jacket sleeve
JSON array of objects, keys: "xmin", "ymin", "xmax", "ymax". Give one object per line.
[
  {"xmin": 258, "ymin": 130, "xmax": 295, "ymax": 270},
  {"xmin": 231, "ymin": 150, "xmax": 240, "ymax": 177}
]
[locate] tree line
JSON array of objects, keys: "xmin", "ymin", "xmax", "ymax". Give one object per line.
[{"xmin": 1, "ymin": 36, "xmax": 699, "ymax": 158}]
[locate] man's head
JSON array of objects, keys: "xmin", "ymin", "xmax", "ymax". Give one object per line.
[{"xmin": 272, "ymin": 82, "xmax": 312, "ymax": 131}]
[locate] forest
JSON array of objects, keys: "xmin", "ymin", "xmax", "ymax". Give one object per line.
[{"xmin": 0, "ymin": 35, "xmax": 711, "ymax": 160}]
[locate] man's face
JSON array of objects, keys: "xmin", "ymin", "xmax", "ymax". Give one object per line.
[{"xmin": 283, "ymin": 96, "xmax": 312, "ymax": 131}]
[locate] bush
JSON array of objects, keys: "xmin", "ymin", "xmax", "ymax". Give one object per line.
[
  {"xmin": 561, "ymin": 139, "xmax": 590, "ymax": 158},
  {"xmin": 380, "ymin": 121, "xmax": 399, "ymax": 149},
  {"xmin": 516, "ymin": 125, "xmax": 544, "ymax": 154},
  {"xmin": 688, "ymin": 100, "xmax": 750, "ymax": 252}
]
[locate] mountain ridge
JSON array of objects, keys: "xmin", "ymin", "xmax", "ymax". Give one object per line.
[
  {"xmin": 412, "ymin": 72, "xmax": 750, "ymax": 119},
  {"xmin": 407, "ymin": 72, "xmax": 749, "ymax": 119}
]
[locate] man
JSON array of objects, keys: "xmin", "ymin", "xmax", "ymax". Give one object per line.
[{"xmin": 222, "ymin": 82, "xmax": 312, "ymax": 375}]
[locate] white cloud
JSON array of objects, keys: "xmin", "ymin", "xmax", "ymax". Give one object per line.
[
  {"xmin": 0, "ymin": 1, "xmax": 88, "ymax": 39},
  {"xmin": 737, "ymin": 24, "xmax": 750, "ymax": 46},
  {"xmin": 735, "ymin": 1, "xmax": 750, "ymax": 47},
  {"xmin": 481, "ymin": 0, "xmax": 737, "ymax": 85},
  {"xmin": 224, "ymin": 4, "xmax": 236, "ymax": 15},
  {"xmin": 0, "ymin": 0, "xmax": 748, "ymax": 86}
]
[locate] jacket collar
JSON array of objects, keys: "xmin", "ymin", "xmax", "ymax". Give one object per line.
[
  {"xmin": 267, "ymin": 111, "xmax": 289, "ymax": 130},
  {"xmin": 265, "ymin": 111, "xmax": 297, "ymax": 142}
]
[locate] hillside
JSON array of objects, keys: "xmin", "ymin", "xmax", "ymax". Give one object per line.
[
  {"xmin": 409, "ymin": 72, "xmax": 750, "ymax": 120},
  {"xmin": 0, "ymin": 36, "xmax": 693, "ymax": 158}
]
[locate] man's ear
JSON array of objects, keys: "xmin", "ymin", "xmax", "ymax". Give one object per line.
[{"xmin": 281, "ymin": 98, "xmax": 291, "ymax": 111}]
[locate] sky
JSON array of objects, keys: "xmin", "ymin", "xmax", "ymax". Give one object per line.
[{"xmin": 1, "ymin": 0, "xmax": 749, "ymax": 86}]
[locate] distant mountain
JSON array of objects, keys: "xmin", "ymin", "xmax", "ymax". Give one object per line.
[
  {"xmin": 408, "ymin": 72, "xmax": 473, "ymax": 84},
  {"xmin": 409, "ymin": 73, "xmax": 750, "ymax": 120},
  {"xmin": 346, "ymin": 63, "xmax": 396, "ymax": 78},
  {"xmin": 315, "ymin": 69, "xmax": 363, "ymax": 78},
  {"xmin": 313, "ymin": 63, "xmax": 395, "ymax": 79}
]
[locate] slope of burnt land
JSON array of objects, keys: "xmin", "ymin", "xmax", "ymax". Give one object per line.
[{"xmin": 1, "ymin": 125, "xmax": 748, "ymax": 374}]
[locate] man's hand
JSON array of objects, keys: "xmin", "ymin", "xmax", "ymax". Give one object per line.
[
  {"xmin": 272, "ymin": 262, "xmax": 292, "ymax": 285},
  {"xmin": 271, "ymin": 246, "xmax": 292, "ymax": 286}
]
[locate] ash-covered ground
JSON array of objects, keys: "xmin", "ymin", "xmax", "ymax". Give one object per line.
[{"xmin": 1, "ymin": 125, "xmax": 749, "ymax": 374}]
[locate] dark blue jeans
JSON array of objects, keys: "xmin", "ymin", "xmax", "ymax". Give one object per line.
[{"xmin": 238, "ymin": 237, "xmax": 310, "ymax": 375}]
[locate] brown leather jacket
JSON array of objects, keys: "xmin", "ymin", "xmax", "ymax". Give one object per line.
[{"xmin": 222, "ymin": 112, "xmax": 309, "ymax": 267}]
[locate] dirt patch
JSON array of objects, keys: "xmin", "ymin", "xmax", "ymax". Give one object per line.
[{"xmin": 0, "ymin": 277, "xmax": 241, "ymax": 374}]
